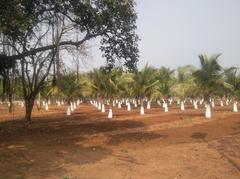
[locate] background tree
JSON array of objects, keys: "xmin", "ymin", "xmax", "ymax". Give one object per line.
[
  {"xmin": 193, "ymin": 54, "xmax": 223, "ymax": 118},
  {"xmin": 0, "ymin": 54, "xmax": 16, "ymax": 112},
  {"xmin": 156, "ymin": 67, "xmax": 176, "ymax": 101},
  {"xmin": 133, "ymin": 65, "xmax": 159, "ymax": 114},
  {"xmin": 224, "ymin": 67, "xmax": 240, "ymax": 99},
  {"xmin": 173, "ymin": 65, "xmax": 197, "ymax": 104}
]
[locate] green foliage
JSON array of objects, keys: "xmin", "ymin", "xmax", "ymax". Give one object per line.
[
  {"xmin": 193, "ymin": 54, "xmax": 223, "ymax": 100},
  {"xmin": 0, "ymin": 0, "xmax": 139, "ymax": 71},
  {"xmin": 224, "ymin": 67, "xmax": 240, "ymax": 99},
  {"xmin": 57, "ymin": 71, "xmax": 91, "ymax": 102},
  {"xmin": 173, "ymin": 65, "xmax": 198, "ymax": 99},
  {"xmin": 90, "ymin": 67, "xmax": 126, "ymax": 99},
  {"xmin": 156, "ymin": 67, "xmax": 176, "ymax": 98},
  {"xmin": 177, "ymin": 65, "xmax": 196, "ymax": 82},
  {"xmin": 133, "ymin": 65, "xmax": 159, "ymax": 99}
]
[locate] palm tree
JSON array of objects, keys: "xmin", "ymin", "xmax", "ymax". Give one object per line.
[
  {"xmin": 156, "ymin": 67, "xmax": 175, "ymax": 111},
  {"xmin": 133, "ymin": 65, "xmax": 159, "ymax": 114},
  {"xmin": 116, "ymin": 72, "xmax": 135, "ymax": 110},
  {"xmin": 156, "ymin": 67, "xmax": 175, "ymax": 98},
  {"xmin": 224, "ymin": 67, "xmax": 240, "ymax": 112},
  {"xmin": 58, "ymin": 71, "xmax": 91, "ymax": 115},
  {"xmin": 193, "ymin": 54, "xmax": 223, "ymax": 118},
  {"xmin": 173, "ymin": 65, "xmax": 198, "ymax": 110},
  {"xmin": 89, "ymin": 68, "xmax": 107, "ymax": 108},
  {"xmin": 90, "ymin": 67, "xmax": 124, "ymax": 118}
]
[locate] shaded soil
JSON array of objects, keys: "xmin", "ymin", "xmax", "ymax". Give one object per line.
[{"xmin": 0, "ymin": 102, "xmax": 240, "ymax": 178}]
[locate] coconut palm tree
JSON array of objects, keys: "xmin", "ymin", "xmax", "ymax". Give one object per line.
[
  {"xmin": 172, "ymin": 65, "xmax": 198, "ymax": 110},
  {"xmin": 193, "ymin": 54, "xmax": 223, "ymax": 118},
  {"xmin": 58, "ymin": 71, "xmax": 91, "ymax": 115},
  {"xmin": 133, "ymin": 65, "xmax": 159, "ymax": 114},
  {"xmin": 156, "ymin": 67, "xmax": 175, "ymax": 99},
  {"xmin": 90, "ymin": 67, "xmax": 125, "ymax": 118},
  {"xmin": 89, "ymin": 68, "xmax": 107, "ymax": 107},
  {"xmin": 155, "ymin": 67, "xmax": 175, "ymax": 111},
  {"xmin": 224, "ymin": 67, "xmax": 240, "ymax": 112}
]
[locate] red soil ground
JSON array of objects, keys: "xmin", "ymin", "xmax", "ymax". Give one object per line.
[{"xmin": 0, "ymin": 102, "xmax": 240, "ymax": 179}]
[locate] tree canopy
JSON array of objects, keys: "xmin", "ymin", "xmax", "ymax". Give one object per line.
[{"xmin": 0, "ymin": 0, "xmax": 139, "ymax": 70}]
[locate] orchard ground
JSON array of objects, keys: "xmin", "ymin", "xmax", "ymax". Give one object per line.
[{"xmin": 0, "ymin": 102, "xmax": 240, "ymax": 179}]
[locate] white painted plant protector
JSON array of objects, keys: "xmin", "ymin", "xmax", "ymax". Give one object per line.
[
  {"xmin": 61, "ymin": 100, "xmax": 64, "ymax": 105},
  {"xmin": 164, "ymin": 103, "xmax": 168, "ymax": 112},
  {"xmin": 205, "ymin": 105, "xmax": 211, "ymax": 118},
  {"xmin": 67, "ymin": 106, "xmax": 71, "ymax": 115},
  {"xmin": 57, "ymin": 101, "xmax": 60, "ymax": 106},
  {"xmin": 118, "ymin": 102, "xmax": 121, "ymax": 108},
  {"xmin": 127, "ymin": 103, "xmax": 131, "ymax": 111},
  {"xmin": 147, "ymin": 101, "xmax": 151, "ymax": 109},
  {"xmin": 70, "ymin": 102, "xmax": 74, "ymax": 111},
  {"xmin": 43, "ymin": 101, "xmax": 45, "ymax": 106},
  {"xmin": 48, "ymin": 100, "xmax": 51, "ymax": 105},
  {"xmin": 194, "ymin": 101, "xmax": 198, "ymax": 109},
  {"xmin": 140, "ymin": 106, "xmax": 144, "ymax": 115},
  {"xmin": 98, "ymin": 102, "xmax": 101, "ymax": 110},
  {"xmin": 220, "ymin": 100, "xmax": 224, "ymax": 107},
  {"xmin": 77, "ymin": 100, "xmax": 80, "ymax": 106},
  {"xmin": 73, "ymin": 102, "xmax": 76, "ymax": 109},
  {"xmin": 45, "ymin": 103, "xmax": 48, "ymax": 110},
  {"xmin": 101, "ymin": 104, "xmax": 105, "ymax": 112},
  {"xmin": 163, "ymin": 101, "xmax": 166, "ymax": 108},
  {"xmin": 134, "ymin": 100, "xmax": 137, "ymax": 107},
  {"xmin": 21, "ymin": 102, "xmax": 24, "ymax": 108},
  {"xmin": 108, "ymin": 109, "xmax": 113, "ymax": 118},
  {"xmin": 180, "ymin": 101, "xmax": 185, "ymax": 111},
  {"xmin": 212, "ymin": 101, "xmax": 215, "ymax": 108},
  {"xmin": 157, "ymin": 100, "xmax": 161, "ymax": 106},
  {"xmin": 233, "ymin": 102, "xmax": 238, "ymax": 112}
]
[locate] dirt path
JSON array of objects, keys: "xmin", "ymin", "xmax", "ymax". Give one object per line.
[{"xmin": 0, "ymin": 103, "xmax": 240, "ymax": 178}]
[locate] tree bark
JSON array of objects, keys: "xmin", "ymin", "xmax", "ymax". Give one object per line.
[
  {"xmin": 8, "ymin": 90, "xmax": 13, "ymax": 113},
  {"xmin": 25, "ymin": 97, "xmax": 35, "ymax": 123}
]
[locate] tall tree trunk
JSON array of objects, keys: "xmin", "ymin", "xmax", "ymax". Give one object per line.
[
  {"xmin": 25, "ymin": 97, "xmax": 35, "ymax": 123},
  {"xmin": 2, "ymin": 76, "xmax": 6, "ymax": 102},
  {"xmin": 8, "ymin": 90, "xmax": 13, "ymax": 113}
]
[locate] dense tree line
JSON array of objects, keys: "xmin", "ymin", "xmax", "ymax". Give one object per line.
[{"xmin": 2, "ymin": 53, "xmax": 239, "ymax": 121}]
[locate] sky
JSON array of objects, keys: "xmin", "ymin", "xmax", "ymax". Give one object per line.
[{"xmin": 82, "ymin": 0, "xmax": 240, "ymax": 70}]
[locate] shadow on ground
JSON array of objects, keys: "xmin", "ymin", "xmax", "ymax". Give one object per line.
[
  {"xmin": 0, "ymin": 118, "xmax": 148, "ymax": 178},
  {"xmin": 107, "ymin": 131, "xmax": 168, "ymax": 145},
  {"xmin": 191, "ymin": 132, "xmax": 208, "ymax": 140}
]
